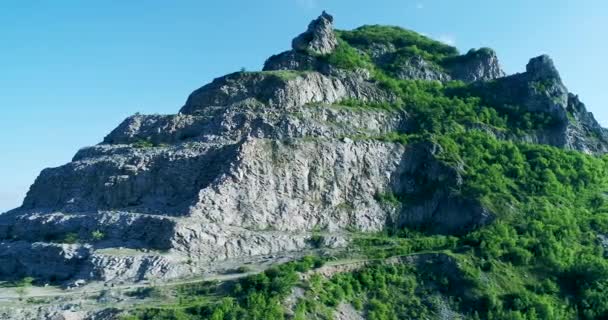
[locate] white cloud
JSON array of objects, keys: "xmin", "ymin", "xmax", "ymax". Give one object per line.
[
  {"xmin": 436, "ymin": 34, "xmax": 456, "ymax": 46},
  {"xmin": 296, "ymin": 0, "xmax": 317, "ymax": 9}
]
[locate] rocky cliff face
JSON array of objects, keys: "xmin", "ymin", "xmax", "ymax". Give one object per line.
[
  {"xmin": 469, "ymin": 54, "xmax": 608, "ymax": 154},
  {"xmin": 1, "ymin": 12, "xmax": 606, "ymax": 287},
  {"xmin": 443, "ymin": 48, "xmax": 506, "ymax": 82}
]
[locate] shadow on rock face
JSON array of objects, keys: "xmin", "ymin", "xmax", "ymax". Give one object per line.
[{"xmin": 387, "ymin": 141, "xmax": 494, "ymax": 235}]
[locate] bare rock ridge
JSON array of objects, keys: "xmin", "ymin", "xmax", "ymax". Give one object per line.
[
  {"xmin": 470, "ymin": 54, "xmax": 608, "ymax": 153},
  {"xmin": 0, "ymin": 12, "xmax": 606, "ymax": 286},
  {"xmin": 179, "ymin": 69, "xmax": 391, "ymax": 115},
  {"xmin": 442, "ymin": 47, "xmax": 506, "ymax": 82},
  {"xmin": 264, "ymin": 15, "xmax": 505, "ymax": 84}
]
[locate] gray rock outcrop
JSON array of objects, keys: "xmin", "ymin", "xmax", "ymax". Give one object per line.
[
  {"xmin": 263, "ymin": 50, "xmax": 320, "ymax": 72},
  {"xmin": 444, "ymin": 48, "xmax": 506, "ymax": 82},
  {"xmin": 180, "ymin": 69, "xmax": 392, "ymax": 115},
  {"xmin": 391, "ymin": 55, "xmax": 451, "ymax": 82},
  {"xmin": 470, "ymin": 54, "xmax": 608, "ymax": 154},
  {"xmin": 292, "ymin": 11, "xmax": 338, "ymax": 55},
  {"xmin": 265, "ymin": 14, "xmax": 506, "ymax": 85},
  {"xmin": 0, "ymin": 72, "xmax": 485, "ymax": 283}
]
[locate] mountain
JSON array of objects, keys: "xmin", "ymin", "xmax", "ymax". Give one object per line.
[{"xmin": 1, "ymin": 12, "xmax": 608, "ymax": 320}]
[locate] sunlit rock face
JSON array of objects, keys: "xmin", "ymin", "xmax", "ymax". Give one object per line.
[{"xmin": 292, "ymin": 11, "xmax": 338, "ymax": 55}]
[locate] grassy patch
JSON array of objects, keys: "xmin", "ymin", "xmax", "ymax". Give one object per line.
[{"xmin": 261, "ymin": 70, "xmax": 308, "ymax": 81}]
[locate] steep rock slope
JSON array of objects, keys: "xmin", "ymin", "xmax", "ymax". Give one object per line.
[
  {"xmin": 0, "ymin": 12, "xmax": 606, "ymax": 290},
  {"xmin": 467, "ymin": 54, "xmax": 608, "ymax": 153}
]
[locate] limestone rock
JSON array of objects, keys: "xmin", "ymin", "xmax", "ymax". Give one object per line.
[
  {"xmin": 391, "ymin": 142, "xmax": 492, "ymax": 234},
  {"xmin": 563, "ymin": 93, "xmax": 608, "ymax": 154},
  {"xmin": 292, "ymin": 11, "xmax": 338, "ymax": 55},
  {"xmin": 526, "ymin": 54, "xmax": 562, "ymax": 81},
  {"xmin": 391, "ymin": 55, "xmax": 451, "ymax": 82},
  {"xmin": 0, "ymin": 242, "xmax": 90, "ymax": 281},
  {"xmin": 469, "ymin": 54, "xmax": 608, "ymax": 154},
  {"xmin": 180, "ymin": 70, "xmax": 392, "ymax": 114},
  {"xmin": 264, "ymin": 12, "xmax": 337, "ymax": 72},
  {"xmin": 0, "ymin": 124, "xmax": 489, "ymax": 283},
  {"xmin": 263, "ymin": 50, "xmax": 321, "ymax": 72},
  {"xmin": 103, "ymin": 113, "xmax": 207, "ymax": 145},
  {"xmin": 334, "ymin": 303, "xmax": 365, "ymax": 320},
  {"xmin": 522, "ymin": 55, "xmax": 569, "ymax": 120},
  {"xmin": 0, "ymin": 303, "xmax": 121, "ymax": 320},
  {"xmin": 445, "ymin": 48, "xmax": 506, "ymax": 82}
]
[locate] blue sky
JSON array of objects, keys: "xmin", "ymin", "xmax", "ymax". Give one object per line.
[{"xmin": 1, "ymin": 0, "xmax": 607, "ymax": 212}]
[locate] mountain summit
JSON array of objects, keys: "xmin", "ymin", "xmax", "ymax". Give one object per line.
[{"xmin": 2, "ymin": 12, "xmax": 608, "ymax": 320}]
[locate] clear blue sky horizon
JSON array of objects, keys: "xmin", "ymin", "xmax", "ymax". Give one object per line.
[{"xmin": 1, "ymin": 1, "xmax": 607, "ymax": 212}]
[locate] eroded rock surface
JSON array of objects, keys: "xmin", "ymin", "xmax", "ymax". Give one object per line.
[
  {"xmin": 444, "ymin": 48, "xmax": 506, "ymax": 82},
  {"xmin": 471, "ymin": 54, "xmax": 608, "ymax": 154},
  {"xmin": 292, "ymin": 11, "xmax": 338, "ymax": 55}
]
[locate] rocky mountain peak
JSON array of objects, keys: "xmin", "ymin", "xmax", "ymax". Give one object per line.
[
  {"xmin": 526, "ymin": 54, "xmax": 562, "ymax": 81},
  {"xmin": 444, "ymin": 48, "xmax": 506, "ymax": 83},
  {"xmin": 266, "ymin": 14, "xmax": 507, "ymax": 84},
  {"xmin": 292, "ymin": 11, "xmax": 338, "ymax": 55}
]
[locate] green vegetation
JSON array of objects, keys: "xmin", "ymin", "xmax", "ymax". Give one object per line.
[
  {"xmin": 321, "ymin": 57, "xmax": 606, "ymax": 318},
  {"xmin": 329, "ymin": 72, "xmax": 607, "ymax": 318},
  {"xmin": 339, "ymin": 78, "xmax": 559, "ymax": 136},
  {"xmin": 322, "ymin": 38, "xmax": 374, "ymax": 70},
  {"xmin": 132, "ymin": 139, "xmax": 169, "ymax": 149},
  {"xmin": 334, "ymin": 101, "xmax": 608, "ymax": 318},
  {"xmin": 91, "ymin": 230, "xmax": 105, "ymax": 241},
  {"xmin": 126, "ymin": 287, "xmax": 165, "ymax": 299},
  {"xmin": 324, "ymin": 26, "xmax": 564, "ymax": 138},
  {"xmin": 446, "ymin": 80, "xmax": 563, "ymax": 132},
  {"xmin": 121, "ymin": 127, "xmax": 608, "ymax": 319},
  {"xmin": 47, "ymin": 230, "xmax": 103, "ymax": 244},
  {"xmin": 326, "ymin": 25, "xmax": 461, "ymax": 78},
  {"xmin": 63, "ymin": 232, "xmax": 79, "ymax": 244},
  {"xmin": 14, "ymin": 277, "xmax": 35, "ymax": 299},
  {"xmin": 261, "ymin": 70, "xmax": 308, "ymax": 81},
  {"xmin": 337, "ymin": 25, "xmax": 458, "ymax": 65},
  {"xmin": 18, "ymin": 277, "xmax": 35, "ymax": 287},
  {"xmin": 133, "ymin": 139, "xmax": 156, "ymax": 149},
  {"xmin": 123, "ymin": 256, "xmax": 326, "ymax": 320},
  {"xmin": 296, "ymin": 129, "xmax": 608, "ymax": 318},
  {"xmin": 374, "ymin": 192, "xmax": 400, "ymax": 206},
  {"xmin": 452, "ymin": 134, "xmax": 608, "ymax": 319},
  {"xmin": 297, "ymin": 263, "xmax": 436, "ymax": 319}
]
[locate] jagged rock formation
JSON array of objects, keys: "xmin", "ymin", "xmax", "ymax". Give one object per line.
[
  {"xmin": 0, "ymin": 12, "xmax": 606, "ymax": 289},
  {"xmin": 292, "ymin": 11, "xmax": 338, "ymax": 55},
  {"xmin": 474, "ymin": 55, "xmax": 569, "ymax": 121},
  {"xmin": 180, "ymin": 69, "xmax": 392, "ymax": 115},
  {"xmin": 443, "ymin": 48, "xmax": 506, "ymax": 82},
  {"xmin": 264, "ymin": 11, "xmax": 338, "ymax": 72},
  {"xmin": 265, "ymin": 28, "xmax": 506, "ymax": 85},
  {"xmin": 470, "ymin": 54, "xmax": 608, "ymax": 154}
]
